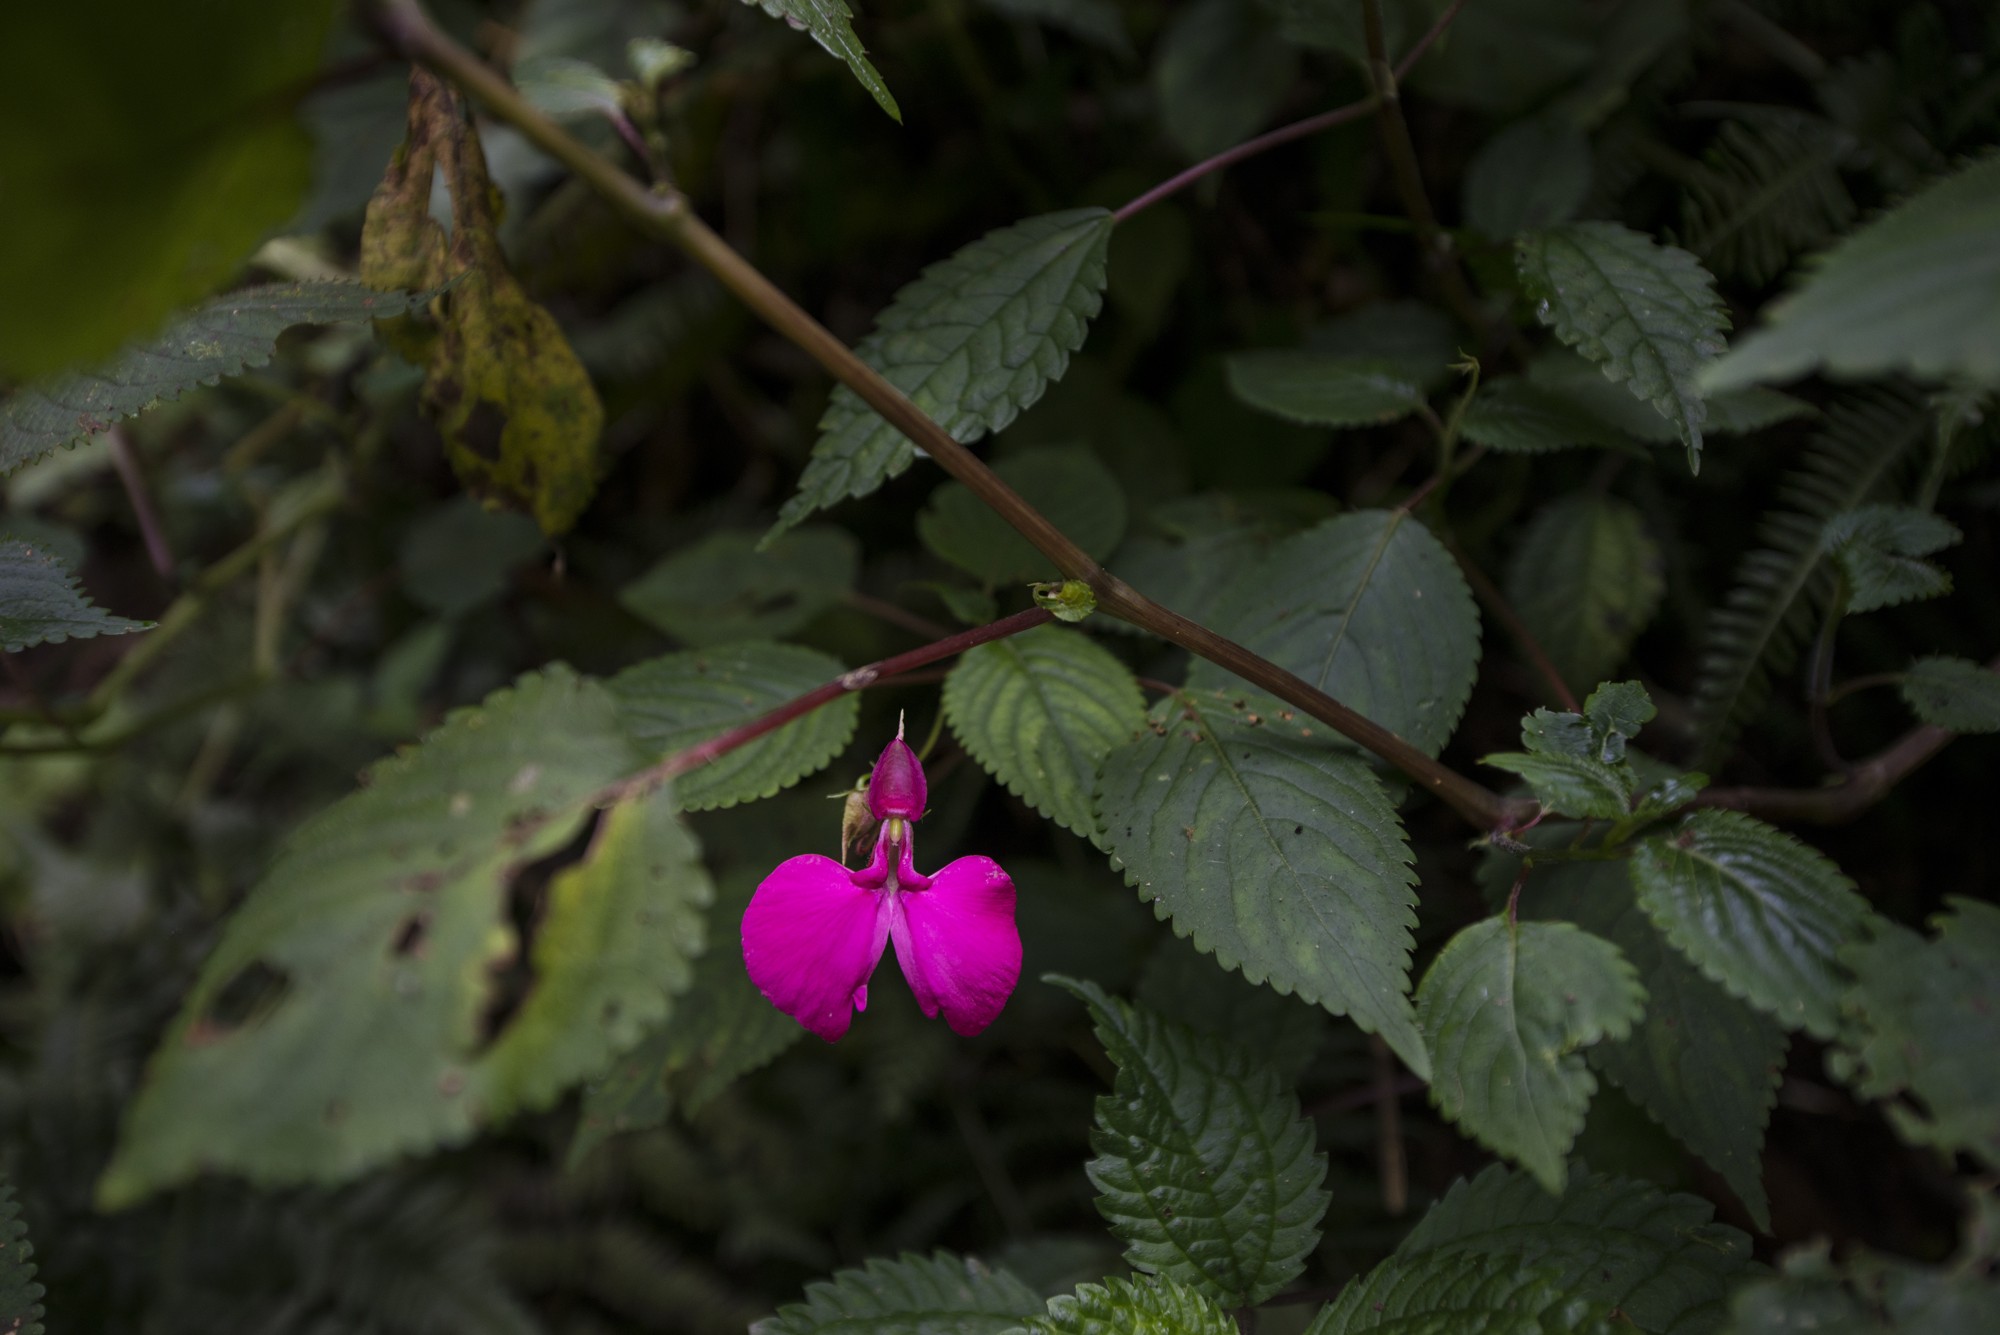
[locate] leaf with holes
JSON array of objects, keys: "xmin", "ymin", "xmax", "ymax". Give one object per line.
[
  {"xmin": 1417, "ymin": 916, "xmax": 1646, "ymax": 1193},
  {"xmin": 0, "ymin": 1179, "xmax": 44, "ymax": 1335},
  {"xmin": 1305, "ymin": 1250, "xmax": 1617, "ymax": 1335},
  {"xmin": 620, "ymin": 528, "xmax": 861, "ymax": 648},
  {"xmin": 772, "ymin": 209, "xmax": 1114, "ymax": 537},
  {"xmin": 1506, "ymin": 497, "xmax": 1663, "ymax": 692},
  {"xmin": 97, "ymin": 667, "xmax": 711, "ymax": 1205},
  {"xmin": 754, "ymin": 1250, "xmax": 1041, "ymax": 1335},
  {"xmin": 608, "ymin": 642, "xmax": 860, "ymax": 811},
  {"xmin": 1225, "ymin": 350, "xmax": 1429, "ymax": 427},
  {"xmin": 1516, "ymin": 222, "xmax": 1728, "ymax": 470},
  {"xmin": 0, "ymin": 538, "xmax": 151, "ymax": 652},
  {"xmin": 1823, "ymin": 505, "xmax": 1960, "ymax": 613},
  {"xmin": 918, "ymin": 447, "xmax": 1127, "ymax": 585},
  {"xmin": 1901, "ymin": 656, "xmax": 2000, "ymax": 733},
  {"xmin": 1052, "ymin": 978, "xmax": 1329, "ymax": 1308},
  {"xmin": 739, "ymin": 1, "xmax": 900, "ymax": 121},
  {"xmin": 1097, "ymin": 692, "xmax": 1427, "ymax": 1074},
  {"xmin": 943, "ymin": 625, "xmax": 1143, "ymax": 840},
  {"xmin": 1029, "ymin": 1274, "xmax": 1237, "ymax": 1335},
  {"xmin": 1392, "ymin": 1163, "xmax": 1754, "ymax": 1335},
  {"xmin": 1186, "ymin": 510, "xmax": 1480, "ymax": 757},
  {"xmin": 1630, "ymin": 810, "xmax": 1870, "ymax": 1040}
]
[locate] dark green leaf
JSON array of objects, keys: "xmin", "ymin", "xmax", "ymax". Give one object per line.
[
  {"xmin": 0, "ymin": 538, "xmax": 151, "ymax": 652},
  {"xmin": 918, "ymin": 447, "xmax": 1127, "ymax": 584},
  {"xmin": 1681, "ymin": 107, "xmax": 1856, "ymax": 288},
  {"xmin": 1028, "ymin": 1274, "xmax": 1237, "ymax": 1335},
  {"xmin": 1483, "ymin": 752, "xmax": 1633, "ymax": 820},
  {"xmin": 1305, "ymin": 1250, "xmax": 1617, "ymax": 1335},
  {"xmin": 974, "ymin": 0, "xmax": 1132, "ymax": 56},
  {"xmin": 1187, "ymin": 510, "xmax": 1481, "ymax": 757},
  {"xmin": 0, "ymin": 1179, "xmax": 44, "ymax": 1335},
  {"xmin": 1153, "ymin": 0, "xmax": 1296, "ymax": 160},
  {"xmin": 1052, "ymin": 978, "xmax": 1330, "ymax": 1307},
  {"xmin": 1630, "ymin": 810, "xmax": 1870, "ymax": 1039},
  {"xmin": 1306, "ymin": 301, "xmax": 1457, "ymax": 385},
  {"xmin": 1900, "ymin": 656, "xmax": 2000, "ymax": 733},
  {"xmin": 1506, "ymin": 497, "xmax": 1664, "ymax": 691},
  {"xmin": 397, "ymin": 498, "xmax": 546, "ymax": 618},
  {"xmin": 772, "ymin": 209, "xmax": 1114, "ymax": 536},
  {"xmin": 1823, "ymin": 505, "xmax": 1960, "ymax": 613},
  {"xmin": 608, "ymin": 641, "xmax": 861, "ymax": 811},
  {"xmin": 739, "ymin": 1, "xmax": 901, "ymax": 122},
  {"xmin": 753, "ymin": 1251, "xmax": 1042, "ymax": 1335},
  {"xmin": 1723, "ymin": 1219, "xmax": 2000, "ymax": 1335},
  {"xmin": 1096, "ymin": 692, "xmax": 1428, "ymax": 1075},
  {"xmin": 1225, "ymin": 350, "xmax": 1429, "ymax": 427},
  {"xmin": 1465, "ymin": 119, "xmax": 1593, "ymax": 238},
  {"xmin": 1135, "ymin": 936, "xmax": 1328, "ymax": 1084},
  {"xmin": 621, "ymin": 528, "xmax": 860, "ymax": 647},
  {"xmin": 942, "ymin": 625, "xmax": 1143, "ymax": 840},
  {"xmin": 1417, "ymin": 916, "xmax": 1646, "ymax": 1192},
  {"xmin": 1516, "ymin": 222, "xmax": 1729, "ymax": 469},
  {"xmin": 1460, "ymin": 377, "xmax": 1640, "ymax": 455}
]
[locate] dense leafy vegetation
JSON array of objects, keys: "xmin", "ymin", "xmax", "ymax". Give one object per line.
[{"xmin": 2, "ymin": 1, "xmax": 1998, "ymax": 1331}]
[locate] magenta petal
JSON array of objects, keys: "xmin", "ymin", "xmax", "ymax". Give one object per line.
[
  {"xmin": 889, "ymin": 856, "xmax": 1021, "ymax": 1037},
  {"xmin": 867, "ymin": 736, "xmax": 927, "ymax": 820},
  {"xmin": 742, "ymin": 855, "xmax": 891, "ymax": 1042}
]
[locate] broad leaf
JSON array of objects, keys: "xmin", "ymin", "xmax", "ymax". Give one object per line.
[
  {"xmin": 0, "ymin": 538, "xmax": 150, "ymax": 652},
  {"xmin": 1701, "ymin": 151, "xmax": 2000, "ymax": 392},
  {"xmin": 1901, "ymin": 656, "xmax": 2000, "ymax": 733},
  {"xmin": 0, "ymin": 281, "xmax": 439, "ymax": 476},
  {"xmin": 1833, "ymin": 898, "xmax": 2000, "ymax": 1170},
  {"xmin": 1823, "ymin": 505, "xmax": 1959, "ymax": 613},
  {"xmin": 753, "ymin": 1251, "xmax": 1041, "ymax": 1335},
  {"xmin": 1096, "ymin": 692, "xmax": 1428, "ymax": 1075},
  {"xmin": 1417, "ymin": 916, "xmax": 1646, "ymax": 1192},
  {"xmin": 1153, "ymin": 0, "xmax": 1296, "ymax": 160},
  {"xmin": 942, "ymin": 625, "xmax": 1143, "ymax": 840},
  {"xmin": 1630, "ymin": 810, "xmax": 1870, "ymax": 1040},
  {"xmin": 1225, "ymin": 350, "xmax": 1429, "ymax": 427},
  {"xmin": 1483, "ymin": 752, "xmax": 1633, "ymax": 820},
  {"xmin": 739, "ymin": 1, "xmax": 901, "ymax": 121},
  {"xmin": 398, "ymin": 498, "xmax": 546, "ymax": 618},
  {"xmin": 1135, "ymin": 936, "xmax": 1328, "ymax": 1084},
  {"xmin": 0, "ymin": 1179, "xmax": 44, "ymax": 1335},
  {"xmin": 1516, "ymin": 222, "xmax": 1728, "ymax": 469},
  {"xmin": 1464, "ymin": 118, "xmax": 1592, "ymax": 238},
  {"xmin": 1028, "ymin": 1274, "xmax": 1236, "ymax": 1335},
  {"xmin": 772, "ymin": 209, "xmax": 1115, "ymax": 536},
  {"xmin": 98, "ymin": 668, "xmax": 711, "ymax": 1204},
  {"xmin": 1187, "ymin": 509, "xmax": 1481, "ymax": 757},
  {"xmin": 1395, "ymin": 1163, "xmax": 1755, "ymax": 1334},
  {"xmin": 620, "ymin": 528, "xmax": 860, "ymax": 648},
  {"xmin": 1053, "ymin": 979, "xmax": 1330, "ymax": 1308},
  {"xmin": 1459, "ymin": 377, "xmax": 1640, "ymax": 455},
  {"xmin": 608, "ymin": 641, "xmax": 861, "ymax": 811},
  {"xmin": 1305, "ymin": 1250, "xmax": 1617, "ymax": 1335},
  {"xmin": 918, "ymin": 447, "xmax": 1127, "ymax": 584},
  {"xmin": 1723, "ymin": 1216, "xmax": 2000, "ymax": 1335},
  {"xmin": 1506, "ymin": 497, "xmax": 1664, "ymax": 692}
]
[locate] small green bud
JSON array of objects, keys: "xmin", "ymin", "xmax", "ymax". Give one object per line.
[{"xmin": 1031, "ymin": 579, "xmax": 1097, "ymax": 623}]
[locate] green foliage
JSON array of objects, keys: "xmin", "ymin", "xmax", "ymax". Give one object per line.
[
  {"xmin": 942, "ymin": 625, "xmax": 1143, "ymax": 839},
  {"xmin": 1516, "ymin": 222, "xmax": 1729, "ymax": 469},
  {"xmin": 1460, "ymin": 377, "xmax": 1639, "ymax": 454},
  {"xmin": 1153, "ymin": 0, "xmax": 1296, "ymax": 160},
  {"xmin": 1823, "ymin": 505, "xmax": 1959, "ymax": 612},
  {"xmin": 607, "ymin": 641, "xmax": 861, "ymax": 810},
  {"xmin": 397, "ymin": 498, "xmax": 546, "ymax": 618},
  {"xmin": 1703, "ymin": 151, "xmax": 2000, "ymax": 392},
  {"xmin": 739, "ymin": 1, "xmax": 901, "ymax": 123},
  {"xmin": 1900, "ymin": 656, "xmax": 2000, "ymax": 733},
  {"xmin": 1417, "ymin": 916, "xmax": 1647, "ymax": 1192},
  {"xmin": 0, "ymin": 539, "xmax": 150, "ymax": 653},
  {"xmin": 1186, "ymin": 510, "xmax": 1481, "ymax": 756},
  {"xmin": 974, "ymin": 0, "xmax": 1132, "ymax": 56},
  {"xmin": 753, "ymin": 1250, "xmax": 1040, "ymax": 1334},
  {"xmin": 97, "ymin": 668, "xmax": 710, "ymax": 1204},
  {"xmin": 1134, "ymin": 936, "xmax": 1328, "ymax": 1084},
  {"xmin": 1630, "ymin": 810, "xmax": 1871, "ymax": 1040},
  {"xmin": 1483, "ymin": 682, "xmax": 1699, "ymax": 824},
  {"xmin": 1096, "ymin": 691, "xmax": 1427, "ymax": 1075},
  {"xmin": 1833, "ymin": 899, "xmax": 2000, "ymax": 1170},
  {"xmin": 773, "ymin": 209, "xmax": 1115, "ymax": 536},
  {"xmin": 619, "ymin": 528, "xmax": 861, "ymax": 647},
  {"xmin": 919, "ymin": 448, "xmax": 1127, "ymax": 584},
  {"xmin": 0, "ymin": 2, "xmax": 338, "ymax": 377},
  {"xmin": 1464, "ymin": 118, "xmax": 1593, "ymax": 239},
  {"xmin": 1225, "ymin": 350, "xmax": 1429, "ymax": 428},
  {"xmin": 0, "ymin": 1178, "xmax": 45, "ymax": 1335},
  {"xmin": 1053, "ymin": 979, "xmax": 1330, "ymax": 1308},
  {"xmin": 1505, "ymin": 497, "xmax": 1664, "ymax": 693},
  {"xmin": 1304, "ymin": 1250, "xmax": 1617, "ymax": 1334},
  {"xmin": 1027, "ymin": 1273, "xmax": 1238, "ymax": 1335},
  {"xmin": 1679, "ymin": 108, "xmax": 1857, "ymax": 287}
]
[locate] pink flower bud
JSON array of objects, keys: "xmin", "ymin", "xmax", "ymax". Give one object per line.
[{"xmin": 867, "ymin": 735, "xmax": 927, "ymax": 820}]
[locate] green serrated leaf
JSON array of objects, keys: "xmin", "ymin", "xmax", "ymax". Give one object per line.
[
  {"xmin": 1052, "ymin": 978, "xmax": 1330, "ymax": 1307},
  {"xmin": 1723, "ymin": 1223, "xmax": 2000, "ymax": 1335},
  {"xmin": 1028, "ymin": 1273, "xmax": 1237, "ymax": 1335},
  {"xmin": 0, "ymin": 281, "xmax": 436, "ymax": 476},
  {"xmin": 1506, "ymin": 497, "xmax": 1663, "ymax": 692},
  {"xmin": 1900, "ymin": 656, "xmax": 2000, "ymax": 733},
  {"xmin": 1135, "ymin": 936, "xmax": 1328, "ymax": 1084},
  {"xmin": 1834, "ymin": 898, "xmax": 2000, "ymax": 1170},
  {"xmin": 1096, "ymin": 692, "xmax": 1428, "ymax": 1075},
  {"xmin": 754, "ymin": 1250, "xmax": 1042, "ymax": 1335},
  {"xmin": 1153, "ymin": 0, "xmax": 1296, "ymax": 161},
  {"xmin": 1393, "ymin": 1162, "xmax": 1755, "ymax": 1334},
  {"xmin": 918, "ymin": 447, "xmax": 1127, "ymax": 584},
  {"xmin": 621, "ymin": 528, "xmax": 860, "ymax": 648},
  {"xmin": 1460, "ymin": 377, "xmax": 1640, "ymax": 455},
  {"xmin": 0, "ymin": 538, "xmax": 151, "ymax": 652},
  {"xmin": 1630, "ymin": 810, "xmax": 1870, "ymax": 1040},
  {"xmin": 1465, "ymin": 118, "xmax": 1593, "ymax": 239},
  {"xmin": 1186, "ymin": 509, "xmax": 1481, "ymax": 757},
  {"xmin": 1701, "ymin": 151, "xmax": 2000, "ymax": 393},
  {"xmin": 97, "ymin": 667, "xmax": 711, "ymax": 1204},
  {"xmin": 942, "ymin": 625, "xmax": 1143, "ymax": 840},
  {"xmin": 608, "ymin": 641, "xmax": 859, "ymax": 811},
  {"xmin": 1225, "ymin": 350, "xmax": 1429, "ymax": 427},
  {"xmin": 1417, "ymin": 916, "xmax": 1647, "ymax": 1193},
  {"xmin": 1305, "ymin": 1250, "xmax": 1618, "ymax": 1335},
  {"xmin": 1483, "ymin": 752, "xmax": 1634, "ymax": 820},
  {"xmin": 740, "ymin": 0, "xmax": 901, "ymax": 121},
  {"xmin": 1516, "ymin": 222, "xmax": 1729, "ymax": 470},
  {"xmin": 1824, "ymin": 504, "xmax": 1960, "ymax": 613},
  {"xmin": 0, "ymin": 1179, "xmax": 45, "ymax": 1335},
  {"xmin": 1529, "ymin": 861, "xmax": 1783, "ymax": 1231},
  {"xmin": 772, "ymin": 209, "xmax": 1114, "ymax": 536}
]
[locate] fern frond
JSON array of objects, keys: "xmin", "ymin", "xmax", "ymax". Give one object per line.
[
  {"xmin": 1680, "ymin": 105, "xmax": 1856, "ymax": 286},
  {"xmin": 1691, "ymin": 386, "xmax": 1930, "ymax": 766}
]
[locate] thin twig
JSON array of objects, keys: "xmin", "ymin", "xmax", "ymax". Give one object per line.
[
  {"xmin": 842, "ymin": 589, "xmax": 953, "ymax": 640},
  {"xmin": 1446, "ymin": 535, "xmax": 1580, "ymax": 712},
  {"xmin": 108, "ymin": 428, "xmax": 175, "ymax": 579},
  {"xmin": 1369, "ymin": 1035, "xmax": 1408, "ymax": 1216}
]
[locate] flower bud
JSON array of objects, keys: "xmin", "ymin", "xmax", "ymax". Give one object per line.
[{"xmin": 867, "ymin": 735, "xmax": 926, "ymax": 820}]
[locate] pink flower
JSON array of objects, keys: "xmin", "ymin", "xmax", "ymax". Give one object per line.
[{"xmin": 742, "ymin": 730, "xmax": 1021, "ymax": 1041}]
